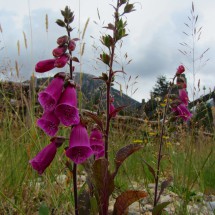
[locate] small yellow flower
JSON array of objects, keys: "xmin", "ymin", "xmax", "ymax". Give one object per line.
[
  {"xmin": 166, "ymin": 142, "xmax": 172, "ymax": 147},
  {"xmin": 133, "ymin": 139, "xmax": 143, "ymax": 143}
]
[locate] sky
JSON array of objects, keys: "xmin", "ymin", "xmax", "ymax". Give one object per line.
[{"xmin": 0, "ymin": 0, "xmax": 214, "ymax": 103}]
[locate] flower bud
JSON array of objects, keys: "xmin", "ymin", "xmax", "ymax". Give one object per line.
[
  {"xmin": 54, "ymin": 54, "xmax": 69, "ymax": 68},
  {"xmin": 35, "ymin": 59, "xmax": 55, "ymax": 73},
  {"xmin": 57, "ymin": 35, "xmax": 69, "ymax": 46},
  {"xmin": 176, "ymin": 65, "xmax": 185, "ymax": 75},
  {"xmin": 52, "ymin": 45, "xmax": 68, "ymax": 57},
  {"xmin": 68, "ymin": 40, "xmax": 76, "ymax": 51}
]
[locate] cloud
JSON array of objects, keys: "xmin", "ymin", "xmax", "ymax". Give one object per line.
[{"xmin": 0, "ymin": 0, "xmax": 214, "ymax": 102}]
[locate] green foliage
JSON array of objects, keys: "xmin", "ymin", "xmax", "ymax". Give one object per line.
[
  {"xmin": 152, "ymin": 75, "xmax": 169, "ymax": 99},
  {"xmin": 194, "ymin": 101, "xmax": 213, "ymax": 132}
]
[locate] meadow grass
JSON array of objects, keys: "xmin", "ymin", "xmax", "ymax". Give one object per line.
[{"xmin": 0, "ymin": 79, "xmax": 214, "ymax": 214}]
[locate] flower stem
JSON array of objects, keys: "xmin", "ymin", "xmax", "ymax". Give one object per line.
[
  {"xmin": 153, "ymin": 76, "xmax": 176, "ymax": 206},
  {"xmin": 73, "ymin": 163, "xmax": 79, "ymax": 215}
]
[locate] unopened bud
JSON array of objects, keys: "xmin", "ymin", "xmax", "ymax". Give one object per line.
[
  {"xmin": 68, "ymin": 40, "xmax": 76, "ymax": 51},
  {"xmin": 57, "ymin": 35, "xmax": 69, "ymax": 46}
]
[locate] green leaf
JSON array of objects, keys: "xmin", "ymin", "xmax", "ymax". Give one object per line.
[
  {"xmin": 152, "ymin": 202, "xmax": 171, "ymax": 215},
  {"xmin": 124, "ymin": 4, "xmax": 135, "ymax": 14},
  {"xmin": 100, "ymin": 53, "xmax": 110, "ymax": 66},
  {"xmin": 113, "ymin": 143, "xmax": 144, "ymax": 177},
  {"xmin": 113, "ymin": 190, "xmax": 147, "ymax": 215},
  {"xmin": 101, "ymin": 35, "xmax": 113, "ymax": 48},
  {"xmin": 56, "ymin": 19, "xmax": 65, "ymax": 27},
  {"xmin": 39, "ymin": 203, "xmax": 49, "ymax": 215},
  {"xmin": 119, "ymin": 0, "xmax": 127, "ymax": 6}
]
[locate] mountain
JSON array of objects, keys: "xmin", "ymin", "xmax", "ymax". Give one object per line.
[{"xmin": 35, "ymin": 72, "xmax": 141, "ymax": 114}]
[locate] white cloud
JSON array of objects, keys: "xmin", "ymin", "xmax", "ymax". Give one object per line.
[{"xmin": 0, "ymin": 0, "xmax": 214, "ymax": 102}]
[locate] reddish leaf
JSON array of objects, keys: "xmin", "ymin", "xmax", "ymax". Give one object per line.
[
  {"xmin": 72, "ymin": 38, "xmax": 80, "ymax": 41},
  {"xmin": 83, "ymin": 111, "xmax": 104, "ymax": 132},
  {"xmin": 92, "ymin": 158, "xmax": 115, "ymax": 213},
  {"xmin": 103, "ymin": 23, "xmax": 115, "ymax": 31},
  {"xmin": 113, "ymin": 190, "xmax": 147, "ymax": 215},
  {"xmin": 110, "ymin": 105, "xmax": 127, "ymax": 119},
  {"xmin": 157, "ymin": 177, "xmax": 173, "ymax": 203},
  {"xmin": 142, "ymin": 159, "xmax": 156, "ymax": 180},
  {"xmin": 114, "ymin": 144, "xmax": 143, "ymax": 176},
  {"xmin": 72, "ymin": 57, "xmax": 79, "ymax": 62}
]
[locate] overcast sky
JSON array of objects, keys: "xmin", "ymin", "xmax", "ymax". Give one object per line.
[{"xmin": 0, "ymin": 0, "xmax": 214, "ymax": 102}]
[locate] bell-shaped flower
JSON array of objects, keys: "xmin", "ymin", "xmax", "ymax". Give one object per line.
[
  {"xmin": 37, "ymin": 111, "xmax": 60, "ymax": 136},
  {"xmin": 68, "ymin": 40, "xmax": 76, "ymax": 51},
  {"xmin": 176, "ymin": 65, "xmax": 185, "ymax": 75},
  {"xmin": 90, "ymin": 127, "xmax": 104, "ymax": 154},
  {"xmin": 55, "ymin": 82, "xmax": 80, "ymax": 126},
  {"xmin": 35, "ymin": 59, "xmax": 56, "ymax": 73},
  {"xmin": 172, "ymin": 104, "xmax": 192, "ymax": 121},
  {"xmin": 29, "ymin": 141, "xmax": 57, "ymax": 174},
  {"xmin": 57, "ymin": 35, "xmax": 69, "ymax": 46},
  {"xmin": 38, "ymin": 73, "xmax": 65, "ymax": 112},
  {"xmin": 179, "ymin": 89, "xmax": 189, "ymax": 106},
  {"xmin": 54, "ymin": 54, "xmax": 69, "ymax": 68},
  {"xmin": 66, "ymin": 123, "xmax": 93, "ymax": 164},
  {"xmin": 52, "ymin": 45, "xmax": 68, "ymax": 57}
]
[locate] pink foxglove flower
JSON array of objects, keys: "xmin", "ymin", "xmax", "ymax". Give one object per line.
[
  {"xmin": 38, "ymin": 73, "xmax": 65, "ymax": 112},
  {"xmin": 54, "ymin": 54, "xmax": 69, "ymax": 68},
  {"xmin": 52, "ymin": 45, "xmax": 68, "ymax": 57},
  {"xmin": 35, "ymin": 59, "xmax": 56, "ymax": 73},
  {"xmin": 68, "ymin": 40, "xmax": 76, "ymax": 51},
  {"xmin": 57, "ymin": 35, "xmax": 69, "ymax": 46},
  {"xmin": 29, "ymin": 141, "xmax": 57, "ymax": 174},
  {"xmin": 66, "ymin": 123, "xmax": 93, "ymax": 164},
  {"xmin": 55, "ymin": 83, "xmax": 80, "ymax": 126},
  {"xmin": 90, "ymin": 128, "xmax": 104, "ymax": 154},
  {"xmin": 176, "ymin": 65, "xmax": 185, "ymax": 75},
  {"xmin": 172, "ymin": 104, "xmax": 192, "ymax": 121},
  {"xmin": 179, "ymin": 89, "xmax": 189, "ymax": 106},
  {"xmin": 37, "ymin": 111, "xmax": 60, "ymax": 136}
]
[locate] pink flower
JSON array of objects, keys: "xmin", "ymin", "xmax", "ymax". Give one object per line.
[
  {"xmin": 38, "ymin": 74, "xmax": 65, "ymax": 112},
  {"xmin": 90, "ymin": 128, "xmax": 104, "ymax": 154},
  {"xmin": 52, "ymin": 45, "xmax": 68, "ymax": 57},
  {"xmin": 55, "ymin": 83, "xmax": 80, "ymax": 126},
  {"xmin": 179, "ymin": 89, "xmax": 189, "ymax": 106},
  {"xmin": 172, "ymin": 104, "xmax": 192, "ymax": 121},
  {"xmin": 176, "ymin": 65, "xmax": 185, "ymax": 75},
  {"xmin": 35, "ymin": 59, "xmax": 55, "ymax": 73},
  {"xmin": 29, "ymin": 141, "xmax": 57, "ymax": 174},
  {"xmin": 54, "ymin": 54, "xmax": 69, "ymax": 68},
  {"xmin": 68, "ymin": 40, "xmax": 76, "ymax": 51},
  {"xmin": 37, "ymin": 111, "xmax": 60, "ymax": 136},
  {"xmin": 66, "ymin": 123, "xmax": 93, "ymax": 164},
  {"xmin": 57, "ymin": 35, "xmax": 69, "ymax": 46}
]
